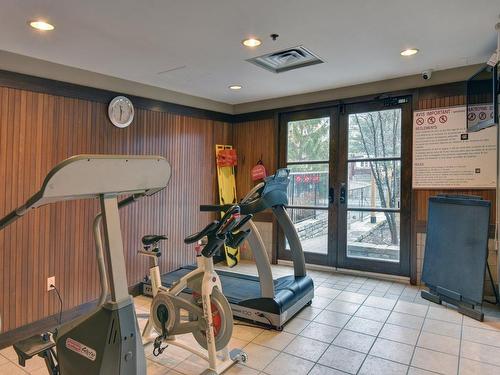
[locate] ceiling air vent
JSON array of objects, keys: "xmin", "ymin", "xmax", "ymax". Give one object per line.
[{"xmin": 247, "ymin": 46, "xmax": 324, "ymax": 73}]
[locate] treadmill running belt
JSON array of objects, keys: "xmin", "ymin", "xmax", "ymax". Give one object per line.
[
  {"xmin": 158, "ymin": 265, "xmax": 313, "ymax": 312},
  {"xmin": 159, "ymin": 266, "xmax": 262, "ymax": 304}
]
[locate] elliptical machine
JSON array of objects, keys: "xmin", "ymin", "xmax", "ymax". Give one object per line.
[
  {"xmin": 140, "ymin": 205, "xmax": 250, "ymax": 374},
  {"xmin": 0, "ymin": 155, "xmax": 171, "ymax": 375}
]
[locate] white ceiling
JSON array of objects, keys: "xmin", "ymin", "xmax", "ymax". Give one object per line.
[{"xmin": 0, "ymin": 0, "xmax": 498, "ymax": 105}]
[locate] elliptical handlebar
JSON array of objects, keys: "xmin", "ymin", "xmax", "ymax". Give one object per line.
[{"xmin": 0, "ymin": 209, "xmax": 24, "ymax": 230}]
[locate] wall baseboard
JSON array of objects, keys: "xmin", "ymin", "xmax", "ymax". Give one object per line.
[
  {"xmin": 278, "ymin": 260, "xmax": 411, "ymax": 284},
  {"xmin": 0, "ymin": 282, "xmax": 144, "ymax": 350},
  {"xmin": 0, "ymin": 300, "xmax": 97, "ymax": 350}
]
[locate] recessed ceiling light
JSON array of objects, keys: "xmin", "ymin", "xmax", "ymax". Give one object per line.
[
  {"xmin": 29, "ymin": 20, "xmax": 55, "ymax": 31},
  {"xmin": 242, "ymin": 38, "xmax": 261, "ymax": 47},
  {"xmin": 401, "ymin": 48, "xmax": 419, "ymax": 56},
  {"xmin": 229, "ymin": 85, "xmax": 242, "ymax": 90}
]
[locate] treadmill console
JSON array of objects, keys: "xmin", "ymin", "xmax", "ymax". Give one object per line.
[
  {"xmin": 262, "ymin": 169, "xmax": 289, "ymax": 206},
  {"xmin": 273, "ymin": 168, "xmax": 289, "ymax": 179},
  {"xmin": 241, "ymin": 169, "xmax": 290, "ymax": 214}
]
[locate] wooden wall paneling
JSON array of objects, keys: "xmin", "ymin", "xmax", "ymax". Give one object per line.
[
  {"xmin": 0, "ymin": 89, "xmax": 5, "ymax": 195},
  {"xmin": 231, "ymin": 118, "xmax": 277, "ymax": 261},
  {"xmin": 41, "ymin": 94, "xmax": 50, "ymax": 319},
  {"xmin": 26, "ymin": 91, "xmax": 35, "ymax": 325},
  {"xmin": 0, "ymin": 86, "xmax": 232, "ymax": 335},
  {"xmin": 3, "ymin": 88, "xmax": 10, "ymax": 328},
  {"xmin": 232, "ymin": 118, "xmax": 277, "ymax": 201},
  {"xmin": 414, "ymin": 189, "xmax": 496, "ymax": 224},
  {"xmin": 0, "ymin": 89, "xmax": 5, "ymax": 328},
  {"xmin": 4, "ymin": 88, "xmax": 12, "ymax": 328},
  {"xmin": 11, "ymin": 89, "xmax": 20, "ymax": 329}
]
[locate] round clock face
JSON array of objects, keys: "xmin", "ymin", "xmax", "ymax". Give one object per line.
[{"xmin": 108, "ymin": 96, "xmax": 134, "ymax": 128}]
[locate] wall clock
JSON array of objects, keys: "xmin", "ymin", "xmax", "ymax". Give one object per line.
[{"xmin": 108, "ymin": 96, "xmax": 134, "ymax": 128}]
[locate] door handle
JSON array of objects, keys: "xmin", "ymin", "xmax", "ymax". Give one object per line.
[
  {"xmin": 328, "ymin": 187, "xmax": 335, "ymax": 204},
  {"xmin": 339, "ymin": 183, "xmax": 347, "ymax": 204}
]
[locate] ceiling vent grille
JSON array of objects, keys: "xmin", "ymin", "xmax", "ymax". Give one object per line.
[{"xmin": 247, "ymin": 46, "xmax": 324, "ymax": 73}]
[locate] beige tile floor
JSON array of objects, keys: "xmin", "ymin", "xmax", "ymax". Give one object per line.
[{"xmin": 2, "ymin": 262, "xmax": 500, "ymax": 375}]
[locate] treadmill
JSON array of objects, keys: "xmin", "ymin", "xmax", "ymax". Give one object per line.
[{"xmin": 143, "ymin": 169, "xmax": 314, "ymax": 330}]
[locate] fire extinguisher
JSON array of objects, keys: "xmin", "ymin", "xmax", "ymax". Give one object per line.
[{"xmin": 251, "ymin": 158, "xmax": 267, "ymax": 181}]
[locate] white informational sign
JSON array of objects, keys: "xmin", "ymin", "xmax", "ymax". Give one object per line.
[{"xmin": 412, "ymin": 105, "xmax": 497, "ymax": 189}]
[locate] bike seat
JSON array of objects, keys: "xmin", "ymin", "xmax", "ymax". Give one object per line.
[{"xmin": 142, "ymin": 235, "xmax": 168, "ymax": 246}]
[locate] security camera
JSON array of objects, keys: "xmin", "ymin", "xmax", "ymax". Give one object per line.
[{"xmin": 422, "ymin": 70, "xmax": 433, "ymax": 80}]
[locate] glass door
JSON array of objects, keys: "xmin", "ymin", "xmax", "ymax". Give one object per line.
[
  {"xmin": 278, "ymin": 99, "xmax": 411, "ymax": 276},
  {"xmin": 337, "ymin": 99, "xmax": 411, "ymax": 276},
  {"xmin": 278, "ymin": 108, "xmax": 337, "ymax": 265}
]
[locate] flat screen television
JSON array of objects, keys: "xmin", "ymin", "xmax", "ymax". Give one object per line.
[{"xmin": 466, "ymin": 63, "xmax": 499, "ymax": 132}]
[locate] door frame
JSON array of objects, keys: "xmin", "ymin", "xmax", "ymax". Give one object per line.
[
  {"xmin": 277, "ymin": 107, "xmax": 338, "ymax": 266},
  {"xmin": 336, "ymin": 98, "xmax": 413, "ymax": 276},
  {"xmin": 276, "ymin": 97, "xmax": 413, "ymax": 277}
]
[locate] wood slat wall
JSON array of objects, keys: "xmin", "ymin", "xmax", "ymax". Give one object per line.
[
  {"xmin": 0, "ymin": 85, "xmax": 232, "ymax": 332},
  {"xmin": 232, "ymin": 118, "xmax": 277, "ymax": 201}
]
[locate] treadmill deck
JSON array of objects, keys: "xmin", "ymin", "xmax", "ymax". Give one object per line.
[{"xmin": 143, "ymin": 265, "xmax": 314, "ymax": 313}]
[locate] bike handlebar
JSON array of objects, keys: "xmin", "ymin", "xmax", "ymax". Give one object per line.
[
  {"xmin": 199, "ymin": 204, "xmax": 234, "ymax": 212},
  {"xmin": 225, "ymin": 230, "xmax": 251, "ymax": 249},
  {"xmin": 184, "ymin": 204, "xmax": 252, "ymax": 258},
  {"xmin": 184, "ymin": 221, "xmax": 219, "ymax": 244},
  {"xmin": 230, "ymin": 214, "xmax": 252, "ymax": 232}
]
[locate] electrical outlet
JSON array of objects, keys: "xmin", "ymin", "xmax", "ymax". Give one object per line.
[{"xmin": 47, "ymin": 276, "xmax": 55, "ymax": 291}]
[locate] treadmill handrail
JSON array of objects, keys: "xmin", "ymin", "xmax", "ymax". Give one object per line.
[
  {"xmin": 273, "ymin": 205, "xmax": 306, "ymax": 277},
  {"xmin": 240, "ymin": 182, "xmax": 265, "ymax": 205},
  {"xmin": 242, "ymin": 220, "xmax": 275, "ymax": 299}
]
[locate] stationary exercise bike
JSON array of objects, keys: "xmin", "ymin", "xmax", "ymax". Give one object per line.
[{"xmin": 140, "ymin": 205, "xmax": 251, "ymax": 374}]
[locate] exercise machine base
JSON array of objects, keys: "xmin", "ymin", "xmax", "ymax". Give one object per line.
[
  {"xmin": 230, "ymin": 290, "xmax": 314, "ymax": 330},
  {"xmin": 421, "ymin": 290, "xmax": 484, "ymax": 321},
  {"xmin": 14, "ymin": 334, "xmax": 58, "ymax": 374},
  {"xmin": 143, "ymin": 267, "xmax": 315, "ymax": 330}
]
